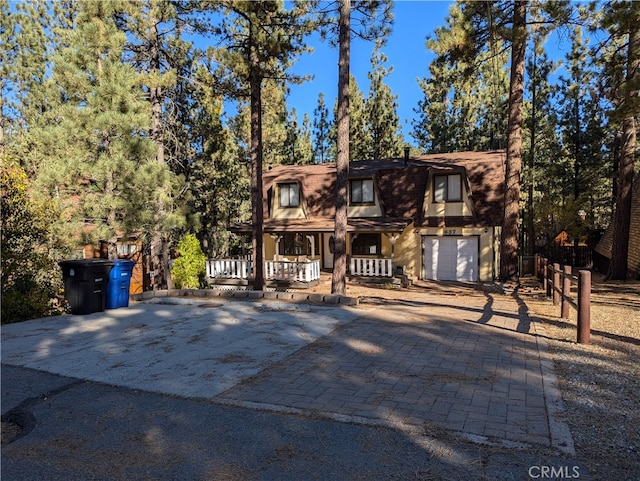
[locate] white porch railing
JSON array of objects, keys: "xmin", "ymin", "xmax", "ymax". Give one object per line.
[
  {"xmin": 265, "ymin": 260, "xmax": 321, "ymax": 283},
  {"xmin": 350, "ymin": 257, "xmax": 393, "ymax": 277},
  {"xmin": 206, "ymin": 259, "xmax": 251, "ymax": 279},
  {"xmin": 206, "ymin": 259, "xmax": 321, "ymax": 283}
]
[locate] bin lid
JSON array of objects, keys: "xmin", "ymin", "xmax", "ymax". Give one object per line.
[
  {"xmin": 59, "ymin": 259, "xmax": 115, "ymax": 269},
  {"xmin": 111, "ymin": 259, "xmax": 135, "ymax": 267}
]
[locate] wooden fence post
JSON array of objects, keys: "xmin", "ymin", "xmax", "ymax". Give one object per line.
[
  {"xmin": 543, "ymin": 258, "xmax": 549, "ymax": 294},
  {"xmin": 552, "ymin": 263, "xmax": 561, "ymax": 305},
  {"xmin": 577, "ymin": 270, "xmax": 591, "ymax": 344},
  {"xmin": 561, "ymin": 265, "xmax": 572, "ymax": 319}
]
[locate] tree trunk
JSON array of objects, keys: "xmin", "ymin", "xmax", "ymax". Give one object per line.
[
  {"xmin": 148, "ymin": 9, "xmax": 172, "ymax": 290},
  {"xmin": 331, "ymin": 0, "xmax": 350, "ymax": 296},
  {"xmin": 500, "ymin": 0, "xmax": 527, "ymax": 283},
  {"xmin": 249, "ymin": 25, "xmax": 265, "ymax": 290},
  {"xmin": 527, "ymin": 46, "xmax": 536, "ymax": 258},
  {"xmin": 608, "ymin": 26, "xmax": 638, "ymax": 280}
]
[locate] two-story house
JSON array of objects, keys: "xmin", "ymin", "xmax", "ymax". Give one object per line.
[{"xmin": 231, "ymin": 150, "xmax": 506, "ymax": 283}]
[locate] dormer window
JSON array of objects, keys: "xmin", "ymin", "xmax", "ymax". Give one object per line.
[
  {"xmin": 279, "ymin": 182, "xmax": 300, "ymax": 207},
  {"xmin": 433, "ymin": 174, "xmax": 462, "ymax": 202},
  {"xmin": 350, "ymin": 179, "xmax": 374, "ymax": 205}
]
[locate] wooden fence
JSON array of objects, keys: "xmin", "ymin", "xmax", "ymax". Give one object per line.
[{"xmin": 536, "ymin": 255, "xmax": 591, "ymax": 344}]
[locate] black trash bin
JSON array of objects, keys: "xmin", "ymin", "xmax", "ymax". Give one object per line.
[
  {"xmin": 106, "ymin": 259, "xmax": 135, "ymax": 309},
  {"xmin": 59, "ymin": 259, "xmax": 114, "ymax": 315}
]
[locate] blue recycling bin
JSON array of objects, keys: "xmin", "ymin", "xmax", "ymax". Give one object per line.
[
  {"xmin": 106, "ymin": 259, "xmax": 135, "ymax": 309},
  {"xmin": 59, "ymin": 259, "xmax": 114, "ymax": 315}
]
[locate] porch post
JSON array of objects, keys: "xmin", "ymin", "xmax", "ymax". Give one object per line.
[
  {"xmin": 384, "ymin": 232, "xmax": 400, "ymax": 258},
  {"xmin": 350, "ymin": 233, "xmax": 359, "ymax": 254},
  {"xmin": 306, "ymin": 234, "xmax": 316, "ymax": 258},
  {"xmin": 269, "ymin": 234, "xmax": 282, "ymax": 257}
]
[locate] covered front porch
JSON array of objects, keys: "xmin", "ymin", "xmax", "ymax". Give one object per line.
[{"xmin": 214, "ymin": 217, "xmax": 411, "ymax": 289}]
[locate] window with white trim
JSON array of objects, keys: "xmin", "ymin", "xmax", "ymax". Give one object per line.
[
  {"xmin": 433, "ymin": 174, "xmax": 462, "ymax": 202},
  {"xmin": 279, "ymin": 182, "xmax": 300, "ymax": 207}
]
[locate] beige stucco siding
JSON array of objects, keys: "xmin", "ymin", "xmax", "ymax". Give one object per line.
[{"xmin": 264, "ymin": 235, "xmax": 276, "ymax": 260}]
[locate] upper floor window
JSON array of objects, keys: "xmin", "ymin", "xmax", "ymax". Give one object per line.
[
  {"xmin": 433, "ymin": 174, "xmax": 462, "ymax": 202},
  {"xmin": 350, "ymin": 179, "xmax": 374, "ymax": 204},
  {"xmin": 279, "ymin": 182, "xmax": 300, "ymax": 207}
]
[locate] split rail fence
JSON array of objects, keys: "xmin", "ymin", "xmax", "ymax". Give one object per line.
[{"xmin": 536, "ymin": 255, "xmax": 591, "ymax": 344}]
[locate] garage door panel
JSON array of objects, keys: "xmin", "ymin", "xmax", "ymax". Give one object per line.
[{"xmin": 423, "ymin": 237, "xmax": 478, "ymax": 282}]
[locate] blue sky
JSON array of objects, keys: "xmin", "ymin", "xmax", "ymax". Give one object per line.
[{"xmin": 287, "ymin": 1, "xmax": 455, "ymax": 144}]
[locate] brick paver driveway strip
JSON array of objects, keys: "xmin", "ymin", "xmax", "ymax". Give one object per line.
[{"xmin": 216, "ymin": 292, "xmax": 574, "ymax": 454}]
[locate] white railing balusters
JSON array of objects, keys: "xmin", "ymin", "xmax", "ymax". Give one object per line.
[
  {"xmin": 206, "ymin": 258, "xmax": 321, "ymax": 283},
  {"xmin": 349, "ymin": 257, "xmax": 393, "ymax": 277}
]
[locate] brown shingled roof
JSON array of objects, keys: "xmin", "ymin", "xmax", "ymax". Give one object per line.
[{"xmin": 239, "ymin": 150, "xmax": 506, "ymax": 233}]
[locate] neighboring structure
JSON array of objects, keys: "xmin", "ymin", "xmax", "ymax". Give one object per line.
[
  {"xmin": 76, "ymin": 238, "xmax": 144, "ymax": 294},
  {"xmin": 232, "ymin": 150, "xmax": 506, "ymax": 283},
  {"xmin": 544, "ymin": 230, "xmax": 592, "ymax": 268},
  {"xmin": 594, "ymin": 176, "xmax": 640, "ymax": 279}
]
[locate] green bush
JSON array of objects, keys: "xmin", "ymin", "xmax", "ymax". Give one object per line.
[
  {"xmin": 171, "ymin": 234, "xmax": 206, "ymax": 289},
  {"xmin": 1, "ymin": 160, "xmax": 62, "ymax": 323}
]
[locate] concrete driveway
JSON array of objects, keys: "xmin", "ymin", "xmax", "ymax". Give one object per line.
[{"xmin": 1, "ymin": 298, "xmax": 361, "ymax": 400}]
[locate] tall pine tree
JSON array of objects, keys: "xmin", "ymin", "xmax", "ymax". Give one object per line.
[{"xmin": 365, "ymin": 40, "xmax": 403, "ymax": 160}]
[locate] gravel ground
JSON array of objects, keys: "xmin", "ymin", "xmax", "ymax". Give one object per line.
[
  {"xmin": 310, "ymin": 272, "xmax": 640, "ymax": 480},
  {"xmin": 521, "ymin": 275, "xmax": 640, "ymax": 481}
]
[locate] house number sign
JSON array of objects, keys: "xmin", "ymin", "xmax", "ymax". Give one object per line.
[{"xmin": 443, "ymin": 229, "xmax": 459, "ymax": 236}]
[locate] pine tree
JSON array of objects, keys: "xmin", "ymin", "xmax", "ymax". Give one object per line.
[
  {"xmin": 412, "ymin": 2, "xmax": 509, "ymax": 153},
  {"xmin": 346, "ymin": 74, "xmax": 371, "ymax": 161},
  {"xmin": 262, "ymin": 80, "xmax": 289, "ymax": 168},
  {"xmin": 284, "ymin": 108, "xmax": 314, "ymax": 165},
  {"xmin": 312, "ymin": 92, "xmax": 332, "ymax": 163},
  {"xmin": 554, "ymin": 25, "xmax": 609, "ymax": 262},
  {"xmin": 315, "ymin": 0, "xmax": 393, "ymax": 295},
  {"xmin": 114, "ymin": 0, "xmax": 191, "ymax": 290},
  {"xmin": 365, "ymin": 40, "xmax": 403, "ymax": 160},
  {"xmin": 298, "ymin": 112, "xmax": 314, "ymax": 164},
  {"xmin": 28, "ymin": 2, "xmax": 179, "ymax": 261},
  {"xmin": 1, "ymin": 0, "xmax": 56, "ymax": 162},
  {"xmin": 188, "ymin": 58, "xmax": 250, "ymax": 259},
  {"xmin": 500, "ymin": 0, "xmax": 527, "ymax": 282},
  {"xmin": 212, "ymin": 0, "xmax": 313, "ymax": 289},
  {"xmin": 602, "ymin": 2, "xmax": 640, "ymax": 279},
  {"xmin": 522, "ymin": 30, "xmax": 561, "ymax": 255}
]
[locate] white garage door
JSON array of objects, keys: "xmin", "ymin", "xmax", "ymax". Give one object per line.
[{"xmin": 423, "ymin": 237, "xmax": 478, "ymax": 281}]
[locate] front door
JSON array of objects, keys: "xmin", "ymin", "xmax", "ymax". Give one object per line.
[{"xmin": 323, "ymin": 234, "xmax": 334, "ymax": 269}]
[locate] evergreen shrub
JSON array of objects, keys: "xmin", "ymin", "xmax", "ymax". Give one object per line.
[{"xmin": 171, "ymin": 234, "xmax": 206, "ymax": 289}]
